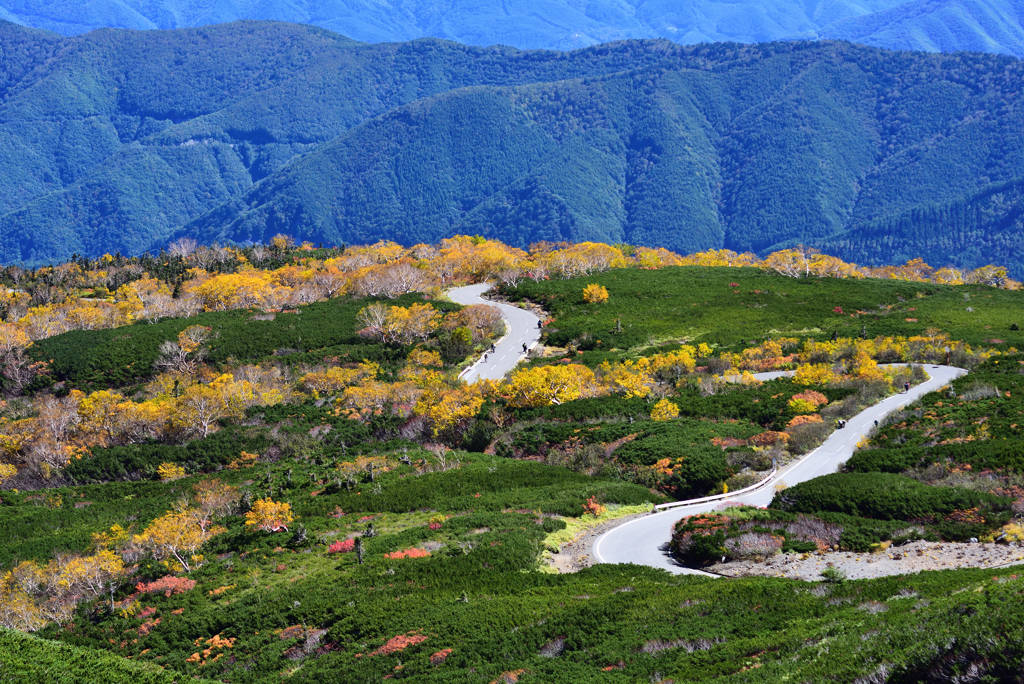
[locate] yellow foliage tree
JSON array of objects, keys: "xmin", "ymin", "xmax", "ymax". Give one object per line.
[
  {"xmin": 793, "ymin": 363, "xmax": 842, "ymax": 386},
  {"xmin": 504, "ymin": 364, "xmax": 599, "ymax": 408},
  {"xmin": 600, "ymin": 358, "xmax": 654, "ymax": 398},
  {"xmin": 357, "ymin": 303, "xmax": 440, "ymax": 345},
  {"xmin": 300, "ymin": 362, "xmax": 379, "ymax": 394},
  {"xmin": 157, "ymin": 462, "xmax": 186, "ymax": 481},
  {"xmin": 649, "ymin": 347, "xmax": 697, "ymax": 383},
  {"xmin": 414, "ymin": 386, "xmax": 486, "ymax": 436},
  {"xmin": 172, "ymin": 383, "xmax": 226, "ymax": 438},
  {"xmin": 245, "ymin": 498, "xmax": 295, "ymax": 533},
  {"xmin": 133, "ymin": 504, "xmax": 225, "ymax": 572},
  {"xmin": 787, "ymin": 398, "xmax": 818, "ymax": 414},
  {"xmin": 582, "ymin": 284, "xmax": 609, "ymax": 303},
  {"xmin": 651, "ymin": 399, "xmax": 680, "ymax": 422}
]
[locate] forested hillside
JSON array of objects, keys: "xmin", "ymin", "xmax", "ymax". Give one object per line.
[
  {"xmin": 3, "ymin": 22, "xmax": 1024, "ymax": 274},
  {"xmin": 4, "ymin": 0, "xmax": 1024, "ymax": 58}
]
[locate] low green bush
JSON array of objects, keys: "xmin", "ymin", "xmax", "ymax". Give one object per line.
[
  {"xmin": 771, "ymin": 472, "xmax": 1012, "ymax": 540},
  {"xmin": 0, "ymin": 628, "xmax": 217, "ymax": 683}
]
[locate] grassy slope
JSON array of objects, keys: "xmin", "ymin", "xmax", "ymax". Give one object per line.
[{"xmin": 502, "ymin": 266, "xmax": 1024, "ymax": 355}]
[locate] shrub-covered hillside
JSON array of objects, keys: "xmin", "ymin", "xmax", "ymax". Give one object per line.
[
  {"xmin": 2, "ymin": 238, "xmax": 1024, "ymax": 682},
  {"xmin": 501, "ymin": 264, "xmax": 1024, "ymax": 353}
]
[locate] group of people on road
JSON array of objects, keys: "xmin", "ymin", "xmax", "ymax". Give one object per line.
[{"xmin": 483, "ymin": 342, "xmax": 530, "ymax": 362}]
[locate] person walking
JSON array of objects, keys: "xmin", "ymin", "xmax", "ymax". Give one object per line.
[
  {"xmin": 904, "ymin": 381, "xmax": 910, "ymax": 394},
  {"xmin": 522, "ymin": 343, "xmax": 528, "ymax": 353}
]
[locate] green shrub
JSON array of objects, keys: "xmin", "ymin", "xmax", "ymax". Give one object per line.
[{"xmin": 771, "ymin": 472, "xmax": 1012, "ymax": 540}]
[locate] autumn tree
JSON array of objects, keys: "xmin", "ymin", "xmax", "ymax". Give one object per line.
[
  {"xmin": 0, "ymin": 323, "xmax": 36, "ymax": 396},
  {"xmin": 648, "ymin": 347, "xmax": 697, "ymax": 383},
  {"xmin": 300, "ymin": 362, "xmax": 379, "ymax": 394},
  {"xmin": 651, "ymin": 399, "xmax": 680, "ymax": 421},
  {"xmin": 600, "ymin": 359, "xmax": 654, "ymax": 398},
  {"xmin": 414, "ymin": 384, "xmax": 487, "ymax": 436},
  {"xmin": 504, "ymin": 364, "xmax": 599, "ymax": 408},
  {"xmin": 245, "ymin": 498, "xmax": 295, "ymax": 532},
  {"xmin": 442, "ymin": 304, "xmax": 504, "ymax": 342},
  {"xmin": 357, "ymin": 303, "xmax": 440, "ymax": 345},
  {"xmin": 582, "ymin": 284, "xmax": 609, "ymax": 303},
  {"xmin": 155, "ymin": 325, "xmax": 216, "ymax": 375},
  {"xmin": 173, "ymin": 383, "xmax": 226, "ymax": 439},
  {"xmin": 763, "ymin": 246, "xmax": 817, "ymax": 278},
  {"xmin": 133, "ymin": 503, "xmax": 226, "ymax": 572}
]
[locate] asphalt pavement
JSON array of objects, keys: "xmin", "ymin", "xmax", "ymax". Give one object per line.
[
  {"xmin": 448, "ymin": 284, "xmax": 542, "ymax": 382},
  {"xmin": 592, "ymin": 364, "xmax": 968, "ymax": 576}
]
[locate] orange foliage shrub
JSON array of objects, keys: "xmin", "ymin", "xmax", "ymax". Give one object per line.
[
  {"xmin": 582, "ymin": 496, "xmax": 607, "ymax": 517},
  {"xmin": 383, "ymin": 548, "xmax": 432, "ymax": 560},
  {"xmin": 368, "ymin": 632, "xmax": 429, "ymax": 656},
  {"xmin": 749, "ymin": 431, "xmax": 788, "ymax": 446},
  {"xmin": 786, "ymin": 414, "xmax": 824, "ymax": 429}
]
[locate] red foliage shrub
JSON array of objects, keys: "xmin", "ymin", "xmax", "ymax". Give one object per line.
[
  {"xmin": 582, "ymin": 496, "xmax": 606, "ymax": 516},
  {"xmin": 136, "ymin": 576, "xmax": 196, "ymax": 597},
  {"xmin": 791, "ymin": 390, "xmax": 829, "ymax": 407},
  {"xmin": 430, "ymin": 648, "xmax": 453, "ymax": 665},
  {"xmin": 327, "ymin": 539, "xmax": 355, "ymax": 554}
]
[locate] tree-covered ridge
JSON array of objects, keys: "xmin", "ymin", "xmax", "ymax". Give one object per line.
[
  {"xmin": 3, "ymin": 23, "xmax": 1024, "ymax": 273},
  {"xmin": 3, "ymin": 0, "xmax": 1024, "ymax": 59}
]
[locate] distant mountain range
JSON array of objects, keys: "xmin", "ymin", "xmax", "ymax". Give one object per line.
[
  {"xmin": 1, "ymin": 20, "xmax": 1024, "ymax": 275},
  {"xmin": 3, "ymin": 0, "xmax": 1024, "ymax": 56}
]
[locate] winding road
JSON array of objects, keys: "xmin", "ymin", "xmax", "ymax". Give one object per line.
[
  {"xmin": 449, "ymin": 284, "xmax": 543, "ymax": 382},
  {"xmin": 447, "ymin": 284, "xmax": 969, "ymax": 576},
  {"xmin": 593, "ymin": 364, "xmax": 968, "ymax": 575}
]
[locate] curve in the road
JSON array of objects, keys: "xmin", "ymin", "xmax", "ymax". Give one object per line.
[
  {"xmin": 448, "ymin": 284, "xmax": 542, "ymax": 383},
  {"xmin": 593, "ymin": 364, "xmax": 967, "ymax": 576}
]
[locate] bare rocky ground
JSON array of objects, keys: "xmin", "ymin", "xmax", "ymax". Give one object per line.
[
  {"xmin": 553, "ymin": 514, "xmax": 1024, "ymax": 580},
  {"xmin": 706, "ymin": 540, "xmax": 1024, "ymax": 581}
]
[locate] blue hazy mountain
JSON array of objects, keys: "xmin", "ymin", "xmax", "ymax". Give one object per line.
[
  {"xmin": 3, "ymin": 0, "xmax": 1024, "ymax": 56},
  {"xmin": 822, "ymin": 0, "xmax": 1024, "ymax": 55}
]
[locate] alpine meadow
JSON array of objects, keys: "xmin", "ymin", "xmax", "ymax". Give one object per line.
[{"xmin": 0, "ymin": 237, "xmax": 1022, "ymax": 683}]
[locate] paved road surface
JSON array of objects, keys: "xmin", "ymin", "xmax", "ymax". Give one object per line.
[
  {"xmin": 593, "ymin": 364, "xmax": 967, "ymax": 575},
  {"xmin": 448, "ymin": 284, "xmax": 542, "ymax": 383}
]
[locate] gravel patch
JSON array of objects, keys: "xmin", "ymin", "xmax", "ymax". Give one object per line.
[{"xmin": 705, "ymin": 540, "xmax": 1024, "ymax": 581}]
